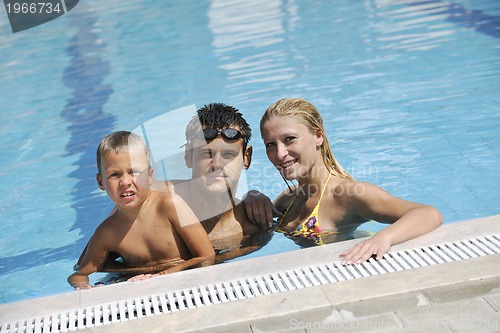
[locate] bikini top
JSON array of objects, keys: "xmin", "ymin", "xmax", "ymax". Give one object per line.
[{"xmin": 274, "ymin": 174, "xmax": 337, "ymax": 245}]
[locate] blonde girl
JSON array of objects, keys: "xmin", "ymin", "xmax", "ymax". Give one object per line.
[{"xmin": 260, "ymin": 98, "xmax": 442, "ymax": 264}]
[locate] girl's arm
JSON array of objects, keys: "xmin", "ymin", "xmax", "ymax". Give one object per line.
[{"xmin": 340, "ymin": 182, "xmax": 442, "ymax": 264}]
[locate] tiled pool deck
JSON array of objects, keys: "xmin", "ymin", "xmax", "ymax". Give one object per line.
[{"xmin": 1, "ymin": 215, "xmax": 499, "ymax": 332}]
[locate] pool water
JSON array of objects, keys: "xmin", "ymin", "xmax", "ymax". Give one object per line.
[{"xmin": 0, "ymin": 0, "xmax": 499, "ymax": 304}]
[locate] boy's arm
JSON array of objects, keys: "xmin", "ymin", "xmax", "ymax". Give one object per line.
[
  {"xmin": 156, "ymin": 257, "xmax": 210, "ymax": 275},
  {"xmin": 75, "ymin": 241, "xmax": 122, "ymax": 272},
  {"xmin": 67, "ymin": 272, "xmax": 92, "ymax": 289},
  {"xmin": 168, "ymin": 194, "xmax": 215, "ymax": 267},
  {"xmin": 68, "ymin": 225, "xmax": 113, "ymax": 289}
]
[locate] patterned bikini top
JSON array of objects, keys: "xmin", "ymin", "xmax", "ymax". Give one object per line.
[{"xmin": 274, "ymin": 174, "xmax": 337, "ymax": 245}]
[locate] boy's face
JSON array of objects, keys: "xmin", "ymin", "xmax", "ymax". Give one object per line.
[
  {"xmin": 187, "ymin": 127, "xmax": 251, "ymax": 195},
  {"xmin": 96, "ymin": 146, "xmax": 153, "ymax": 209}
]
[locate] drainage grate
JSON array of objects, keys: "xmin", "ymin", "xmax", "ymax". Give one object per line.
[{"xmin": 2, "ymin": 234, "xmax": 499, "ymax": 332}]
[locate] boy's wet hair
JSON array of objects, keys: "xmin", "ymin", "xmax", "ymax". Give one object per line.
[
  {"xmin": 185, "ymin": 103, "xmax": 251, "ymax": 151},
  {"xmin": 96, "ymin": 131, "xmax": 150, "ymax": 174}
]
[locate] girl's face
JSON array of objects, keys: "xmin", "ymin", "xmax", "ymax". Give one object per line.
[{"xmin": 261, "ymin": 116, "xmax": 324, "ymax": 181}]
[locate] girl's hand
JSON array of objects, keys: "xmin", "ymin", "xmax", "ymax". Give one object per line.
[{"xmin": 340, "ymin": 235, "xmax": 391, "ymax": 265}]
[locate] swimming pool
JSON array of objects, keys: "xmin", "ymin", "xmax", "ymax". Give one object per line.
[{"xmin": 0, "ymin": 0, "xmax": 498, "ymax": 304}]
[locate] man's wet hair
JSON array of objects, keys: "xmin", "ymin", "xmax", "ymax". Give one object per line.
[{"xmin": 185, "ymin": 103, "xmax": 251, "ymax": 150}]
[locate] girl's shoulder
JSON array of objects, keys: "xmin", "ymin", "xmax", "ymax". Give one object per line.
[
  {"xmin": 328, "ymin": 178, "xmax": 382, "ymax": 207},
  {"xmin": 329, "ymin": 178, "xmax": 398, "ymax": 215}
]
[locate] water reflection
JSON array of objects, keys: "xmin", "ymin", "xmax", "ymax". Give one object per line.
[{"xmin": 208, "ymin": 0, "xmax": 299, "ymax": 104}]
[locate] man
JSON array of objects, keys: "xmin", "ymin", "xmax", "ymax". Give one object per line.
[
  {"xmin": 166, "ymin": 103, "xmax": 273, "ymax": 262},
  {"xmin": 75, "ymin": 103, "xmax": 274, "ymax": 275}
]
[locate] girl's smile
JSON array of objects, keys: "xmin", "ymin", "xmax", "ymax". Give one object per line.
[{"xmin": 261, "ymin": 116, "xmax": 323, "ymax": 181}]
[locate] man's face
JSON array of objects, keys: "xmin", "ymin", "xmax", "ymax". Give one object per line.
[{"xmin": 188, "ymin": 129, "xmax": 251, "ymax": 194}]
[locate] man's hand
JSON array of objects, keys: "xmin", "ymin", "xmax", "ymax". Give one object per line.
[{"xmin": 242, "ymin": 190, "xmax": 282, "ymax": 228}]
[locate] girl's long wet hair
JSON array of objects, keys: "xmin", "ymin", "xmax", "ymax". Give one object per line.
[{"xmin": 260, "ymin": 97, "xmax": 352, "ymax": 180}]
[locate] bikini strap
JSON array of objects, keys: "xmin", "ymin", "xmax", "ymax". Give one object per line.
[
  {"xmin": 318, "ymin": 173, "xmax": 332, "ymax": 201},
  {"xmin": 275, "ymin": 191, "xmax": 299, "ymax": 230}
]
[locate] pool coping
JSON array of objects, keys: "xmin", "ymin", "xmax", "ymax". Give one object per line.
[{"xmin": 1, "ymin": 214, "xmax": 499, "ymax": 331}]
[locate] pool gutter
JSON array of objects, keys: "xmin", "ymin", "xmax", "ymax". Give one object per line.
[{"xmin": 1, "ymin": 214, "xmax": 499, "ymax": 332}]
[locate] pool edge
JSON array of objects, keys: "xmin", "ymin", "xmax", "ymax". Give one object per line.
[{"xmin": 1, "ymin": 214, "xmax": 499, "ymax": 331}]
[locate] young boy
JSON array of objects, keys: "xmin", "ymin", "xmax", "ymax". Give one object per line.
[{"xmin": 68, "ymin": 131, "xmax": 215, "ymax": 289}]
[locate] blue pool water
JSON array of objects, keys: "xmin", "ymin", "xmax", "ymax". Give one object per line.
[{"xmin": 0, "ymin": 0, "xmax": 499, "ymax": 304}]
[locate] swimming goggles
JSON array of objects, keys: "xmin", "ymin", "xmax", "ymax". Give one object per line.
[
  {"xmin": 190, "ymin": 128, "xmax": 248, "ymax": 144},
  {"xmin": 204, "ymin": 128, "xmax": 247, "ymax": 141}
]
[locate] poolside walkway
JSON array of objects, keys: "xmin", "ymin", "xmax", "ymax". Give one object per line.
[{"xmin": 1, "ymin": 215, "xmax": 499, "ymax": 332}]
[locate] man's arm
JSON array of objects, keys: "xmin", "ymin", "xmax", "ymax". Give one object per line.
[
  {"xmin": 242, "ymin": 190, "xmax": 282, "ymax": 228},
  {"xmin": 214, "ymin": 230, "xmax": 273, "ymax": 264},
  {"xmin": 168, "ymin": 193, "xmax": 215, "ymax": 266}
]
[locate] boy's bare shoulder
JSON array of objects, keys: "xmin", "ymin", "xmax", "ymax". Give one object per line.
[
  {"xmin": 150, "ymin": 189, "xmax": 187, "ymax": 213},
  {"xmin": 85, "ymin": 214, "xmax": 122, "ymax": 252},
  {"xmin": 93, "ymin": 214, "xmax": 119, "ymax": 234}
]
